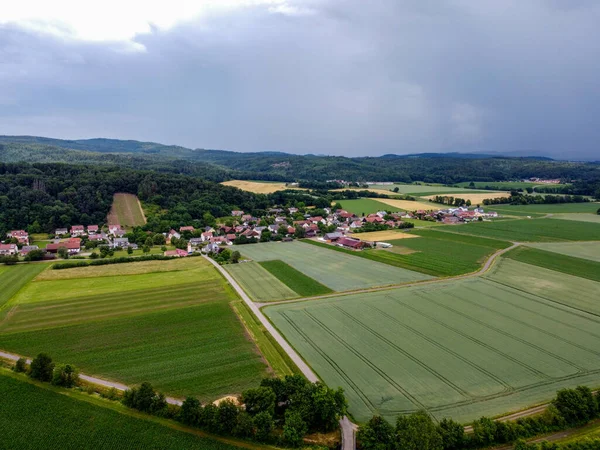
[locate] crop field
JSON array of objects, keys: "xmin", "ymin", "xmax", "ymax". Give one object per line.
[
  {"xmin": 455, "ymin": 181, "xmax": 571, "ymax": 190},
  {"xmin": 259, "ymin": 260, "xmax": 333, "ymax": 297},
  {"xmin": 338, "ymin": 198, "xmax": 395, "ymax": 215},
  {"xmin": 525, "ymin": 241, "xmax": 600, "ymax": 262},
  {"xmin": 107, "ymin": 193, "xmax": 146, "ymax": 227},
  {"xmin": 348, "ymin": 230, "xmax": 419, "ymax": 241},
  {"xmin": 504, "ymin": 246, "xmax": 600, "ymax": 282},
  {"xmin": 0, "ymin": 257, "xmax": 270, "ymax": 400},
  {"xmin": 552, "ymin": 213, "xmax": 600, "ymax": 224},
  {"xmin": 221, "ymin": 179, "xmax": 304, "ymax": 194},
  {"xmin": 225, "ymin": 262, "xmax": 298, "ymax": 302},
  {"xmin": 493, "ymin": 202, "xmax": 600, "ymax": 214},
  {"xmin": 231, "ymin": 241, "xmax": 431, "ymax": 291},
  {"xmin": 370, "ymin": 184, "xmax": 490, "ymax": 195},
  {"xmin": 265, "ymin": 259, "xmax": 600, "ymax": 423},
  {"xmin": 375, "ymin": 198, "xmax": 439, "ymax": 211},
  {"xmin": 0, "ymin": 373, "xmax": 239, "ymax": 450},
  {"xmin": 439, "ymin": 218, "xmax": 600, "ymax": 242},
  {"xmin": 423, "ymin": 192, "xmax": 510, "ymax": 204},
  {"xmin": 0, "ymin": 264, "xmax": 48, "ymax": 315}
]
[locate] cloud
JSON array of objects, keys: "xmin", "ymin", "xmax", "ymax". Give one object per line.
[{"xmin": 1, "ymin": 0, "xmax": 599, "ymax": 159}]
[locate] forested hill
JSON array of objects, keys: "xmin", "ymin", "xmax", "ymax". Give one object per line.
[{"xmin": 1, "ymin": 135, "xmax": 599, "ymax": 184}]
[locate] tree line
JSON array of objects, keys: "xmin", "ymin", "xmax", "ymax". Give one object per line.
[
  {"xmin": 357, "ymin": 386, "xmax": 599, "ymax": 449},
  {"xmin": 482, "ymin": 193, "xmax": 591, "ymax": 206}
]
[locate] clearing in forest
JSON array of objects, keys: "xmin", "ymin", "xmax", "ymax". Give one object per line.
[
  {"xmin": 107, "ymin": 193, "xmax": 146, "ymax": 227},
  {"xmin": 221, "ymin": 180, "xmax": 305, "ymax": 194},
  {"xmin": 265, "ymin": 258, "xmax": 600, "ymax": 424}
]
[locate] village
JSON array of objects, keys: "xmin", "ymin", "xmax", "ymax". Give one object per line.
[{"xmin": 0, "ymin": 204, "xmax": 499, "ymax": 259}]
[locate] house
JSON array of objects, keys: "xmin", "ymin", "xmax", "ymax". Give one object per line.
[
  {"xmin": 164, "ymin": 249, "xmax": 189, "ymax": 257},
  {"xmin": 324, "ymin": 232, "xmax": 343, "ymax": 242},
  {"xmin": 288, "ymin": 207, "xmax": 298, "ymax": 214},
  {"xmin": 113, "ymin": 228, "xmax": 126, "ymax": 238},
  {"xmin": 46, "ymin": 238, "xmax": 81, "ymax": 254},
  {"xmin": 268, "ymin": 224, "xmax": 279, "ymax": 233},
  {"xmin": 376, "ymin": 211, "xmax": 387, "ymax": 218},
  {"xmin": 310, "ymin": 216, "xmax": 324, "ymax": 224},
  {"xmin": 19, "ymin": 245, "xmax": 40, "ymax": 256},
  {"xmin": 109, "ymin": 224, "xmax": 125, "ymax": 237},
  {"xmin": 241, "ymin": 229, "xmax": 260, "ymax": 239},
  {"xmin": 70, "ymin": 225, "xmax": 85, "ymax": 237},
  {"xmin": 87, "ymin": 225, "xmax": 99, "ymax": 235},
  {"xmin": 305, "ymin": 229, "xmax": 317, "ymax": 238},
  {"xmin": 180, "ymin": 226, "xmax": 195, "ymax": 233},
  {"xmin": 287, "ymin": 226, "xmax": 296, "ymax": 235},
  {"xmin": 202, "ymin": 243, "xmax": 221, "ymax": 254},
  {"xmin": 7, "ymin": 230, "xmax": 29, "ymax": 245},
  {"xmin": 349, "ymin": 220, "xmax": 363, "ymax": 229},
  {"xmin": 112, "ymin": 238, "xmax": 129, "ymax": 248},
  {"xmin": 89, "ymin": 234, "xmax": 105, "ymax": 242},
  {"xmin": 167, "ymin": 229, "xmax": 181, "ymax": 243},
  {"xmin": 365, "ymin": 216, "xmax": 384, "ymax": 224},
  {"xmin": 442, "ymin": 216, "xmax": 460, "ymax": 225},
  {"xmin": 226, "ymin": 233, "xmax": 237, "ymax": 241},
  {"xmin": 55, "ymin": 228, "xmax": 68, "ymax": 237},
  {"xmin": 337, "ymin": 237, "xmax": 364, "ymax": 250},
  {"xmin": 189, "ymin": 238, "xmax": 204, "ymax": 247},
  {"xmin": 0, "ymin": 243, "xmax": 18, "ymax": 255},
  {"xmin": 201, "ymin": 231, "xmax": 214, "ymax": 242},
  {"xmin": 231, "ymin": 210, "xmax": 244, "ymax": 217}
]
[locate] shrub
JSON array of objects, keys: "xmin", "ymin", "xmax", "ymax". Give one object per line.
[
  {"xmin": 178, "ymin": 397, "xmax": 202, "ymax": 426},
  {"xmin": 52, "ymin": 364, "xmax": 79, "ymax": 388},
  {"xmin": 122, "ymin": 382, "xmax": 167, "ymax": 416},
  {"xmin": 254, "ymin": 411, "xmax": 274, "ymax": 442},
  {"xmin": 283, "ymin": 410, "xmax": 308, "ymax": 447},
  {"xmin": 13, "ymin": 358, "xmax": 27, "ymax": 373},
  {"xmin": 29, "ymin": 353, "xmax": 55, "ymax": 382}
]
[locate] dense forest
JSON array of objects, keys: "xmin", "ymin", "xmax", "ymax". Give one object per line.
[{"xmin": 2, "ymin": 136, "xmax": 599, "ymax": 186}]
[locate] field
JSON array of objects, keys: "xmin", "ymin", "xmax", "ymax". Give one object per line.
[
  {"xmin": 455, "ymin": 181, "xmax": 571, "ymax": 190},
  {"xmin": 504, "ymin": 246, "xmax": 600, "ymax": 282},
  {"xmin": 107, "ymin": 193, "xmax": 147, "ymax": 227},
  {"xmin": 375, "ymin": 198, "xmax": 439, "ymax": 211},
  {"xmin": 225, "ymin": 262, "xmax": 298, "ymax": 302},
  {"xmin": 221, "ymin": 179, "xmax": 304, "ymax": 194},
  {"xmin": 0, "ymin": 373, "xmax": 241, "ymax": 450},
  {"xmin": 492, "ymin": 202, "xmax": 600, "ymax": 215},
  {"xmin": 265, "ymin": 258, "xmax": 600, "ymax": 423},
  {"xmin": 337, "ymin": 198, "xmax": 394, "ymax": 215},
  {"xmin": 259, "ymin": 260, "xmax": 333, "ymax": 297},
  {"xmin": 305, "ymin": 230, "xmax": 510, "ymax": 277},
  {"xmin": 0, "ymin": 257, "xmax": 270, "ymax": 401},
  {"xmin": 438, "ymin": 218, "xmax": 600, "ymax": 242},
  {"xmin": 369, "ymin": 184, "xmax": 494, "ymax": 195},
  {"xmin": 0, "ymin": 264, "xmax": 48, "ymax": 315},
  {"xmin": 348, "ymin": 230, "xmax": 419, "ymax": 241},
  {"xmin": 231, "ymin": 241, "xmax": 431, "ymax": 291},
  {"xmin": 552, "ymin": 213, "xmax": 600, "ymax": 224},
  {"xmin": 524, "ymin": 241, "xmax": 600, "ymax": 262},
  {"xmin": 423, "ymin": 192, "xmax": 510, "ymax": 204}
]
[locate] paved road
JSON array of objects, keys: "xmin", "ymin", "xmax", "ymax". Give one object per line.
[
  {"xmin": 203, "ymin": 256, "xmax": 357, "ymax": 450},
  {"xmin": 256, "ymin": 242, "xmax": 520, "ymax": 308},
  {"xmin": 0, "ymin": 350, "xmax": 183, "ymax": 405}
]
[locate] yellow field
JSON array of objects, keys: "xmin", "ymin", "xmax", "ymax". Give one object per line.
[
  {"xmin": 423, "ymin": 192, "xmax": 510, "ymax": 203},
  {"xmin": 349, "ymin": 230, "xmax": 419, "ymax": 241},
  {"xmin": 332, "ymin": 187, "xmax": 397, "ymax": 197},
  {"xmin": 375, "ymin": 198, "xmax": 437, "ymax": 211},
  {"xmin": 221, "ymin": 180, "xmax": 305, "ymax": 194}
]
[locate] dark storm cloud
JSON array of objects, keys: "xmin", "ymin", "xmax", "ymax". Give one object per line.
[{"xmin": 1, "ymin": 0, "xmax": 599, "ymax": 159}]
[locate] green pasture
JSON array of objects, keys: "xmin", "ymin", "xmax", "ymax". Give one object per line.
[
  {"xmin": 265, "ymin": 261, "xmax": 600, "ymax": 423},
  {"xmin": 505, "ymin": 246, "xmax": 600, "ymax": 282},
  {"xmin": 231, "ymin": 241, "xmax": 431, "ymax": 291},
  {"xmin": 0, "ymin": 264, "xmax": 48, "ymax": 315},
  {"xmin": 304, "ymin": 231, "xmax": 509, "ymax": 277},
  {"xmin": 524, "ymin": 241, "xmax": 600, "ymax": 262},
  {"xmin": 485, "ymin": 258, "xmax": 600, "ymax": 316},
  {"xmin": 439, "ymin": 218, "xmax": 600, "ymax": 242},
  {"xmin": 338, "ymin": 198, "xmax": 392, "ymax": 215},
  {"xmin": 0, "ymin": 373, "xmax": 239, "ymax": 450},
  {"xmin": 493, "ymin": 202, "xmax": 600, "ymax": 214},
  {"xmin": 259, "ymin": 260, "xmax": 333, "ymax": 297},
  {"xmin": 225, "ymin": 262, "xmax": 298, "ymax": 302},
  {"xmin": 455, "ymin": 181, "xmax": 571, "ymax": 190},
  {"xmin": 370, "ymin": 184, "xmax": 491, "ymax": 195},
  {"xmin": 552, "ymin": 213, "xmax": 600, "ymax": 224}
]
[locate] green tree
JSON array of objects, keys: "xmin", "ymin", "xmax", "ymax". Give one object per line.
[
  {"xmin": 52, "ymin": 364, "xmax": 79, "ymax": 388},
  {"xmin": 24, "ymin": 249, "xmax": 45, "ymax": 261},
  {"xmin": 294, "ymin": 226, "xmax": 306, "ymax": 239},
  {"xmin": 283, "ymin": 410, "xmax": 308, "ymax": 447},
  {"xmin": 217, "ymin": 400, "xmax": 240, "ymax": 434},
  {"xmin": 231, "ymin": 250, "xmax": 241, "ymax": 264},
  {"xmin": 254, "ymin": 411, "xmax": 274, "ymax": 442},
  {"xmin": 144, "ymin": 237, "xmax": 153, "ymax": 247},
  {"xmin": 471, "ymin": 416, "xmax": 497, "ymax": 447},
  {"xmin": 29, "ymin": 353, "xmax": 55, "ymax": 382},
  {"xmin": 127, "ymin": 246, "xmax": 133, "ymax": 255},
  {"xmin": 357, "ymin": 416, "xmax": 394, "ymax": 450},
  {"xmin": 153, "ymin": 234, "xmax": 166, "ymax": 245},
  {"xmin": 57, "ymin": 247, "xmax": 68, "ymax": 259},
  {"xmin": 241, "ymin": 387, "xmax": 276, "ymax": 416},
  {"xmin": 554, "ymin": 387, "xmax": 596, "ymax": 426},
  {"xmin": 13, "ymin": 357, "xmax": 27, "ymax": 373},
  {"xmin": 233, "ymin": 411, "xmax": 255, "ymax": 438},
  {"xmin": 90, "ymin": 251, "xmax": 99, "ymax": 259},
  {"xmin": 122, "ymin": 382, "xmax": 167, "ymax": 415},
  {"xmin": 437, "ymin": 418, "xmax": 465, "ymax": 450},
  {"xmin": 311, "ymin": 384, "xmax": 347, "ymax": 432},
  {"xmin": 142, "ymin": 245, "xmax": 150, "ymax": 254},
  {"xmin": 179, "ymin": 397, "xmax": 202, "ymax": 426},
  {"xmin": 395, "ymin": 410, "xmax": 443, "ymax": 450}
]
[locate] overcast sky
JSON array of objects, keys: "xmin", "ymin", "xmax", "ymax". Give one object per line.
[{"xmin": 1, "ymin": 0, "xmax": 599, "ymax": 159}]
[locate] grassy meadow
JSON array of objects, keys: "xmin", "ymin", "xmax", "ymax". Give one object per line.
[
  {"xmin": 0, "ymin": 373, "xmax": 241, "ymax": 450},
  {"xmin": 265, "ymin": 259, "xmax": 600, "ymax": 424},
  {"xmin": 225, "ymin": 262, "xmax": 298, "ymax": 302},
  {"xmin": 524, "ymin": 241, "xmax": 600, "ymax": 262},
  {"xmin": 232, "ymin": 241, "xmax": 431, "ymax": 291},
  {"xmin": 259, "ymin": 260, "xmax": 333, "ymax": 297},
  {"xmin": 0, "ymin": 264, "xmax": 48, "ymax": 315},
  {"xmin": 107, "ymin": 193, "xmax": 146, "ymax": 227},
  {"xmin": 0, "ymin": 257, "xmax": 270, "ymax": 401},
  {"xmin": 337, "ymin": 198, "xmax": 394, "ymax": 215}
]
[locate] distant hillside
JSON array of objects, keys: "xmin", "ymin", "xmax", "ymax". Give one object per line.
[{"xmin": 0, "ymin": 135, "xmax": 598, "ymax": 185}]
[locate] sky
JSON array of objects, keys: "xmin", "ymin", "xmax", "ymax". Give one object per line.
[{"xmin": 1, "ymin": 0, "xmax": 599, "ymax": 159}]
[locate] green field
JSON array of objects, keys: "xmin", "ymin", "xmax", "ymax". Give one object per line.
[
  {"xmin": 225, "ymin": 262, "xmax": 298, "ymax": 302},
  {"xmin": 338, "ymin": 198, "xmax": 393, "ymax": 215},
  {"xmin": 493, "ymin": 202, "xmax": 600, "ymax": 215},
  {"xmin": 455, "ymin": 181, "xmax": 571, "ymax": 190},
  {"xmin": 259, "ymin": 260, "xmax": 333, "ymax": 297},
  {"xmin": 0, "ymin": 373, "xmax": 241, "ymax": 450},
  {"xmin": 524, "ymin": 241, "xmax": 600, "ymax": 262},
  {"xmin": 552, "ymin": 213, "xmax": 600, "ymax": 224},
  {"xmin": 505, "ymin": 246, "xmax": 600, "ymax": 282},
  {"xmin": 304, "ymin": 231, "xmax": 509, "ymax": 277},
  {"xmin": 369, "ymin": 183, "xmax": 495, "ymax": 195},
  {"xmin": 231, "ymin": 241, "xmax": 432, "ymax": 291},
  {"xmin": 0, "ymin": 264, "xmax": 48, "ymax": 315},
  {"xmin": 265, "ymin": 259, "xmax": 600, "ymax": 423},
  {"xmin": 439, "ymin": 218, "xmax": 600, "ymax": 242},
  {"xmin": 107, "ymin": 193, "xmax": 146, "ymax": 227},
  {"xmin": 0, "ymin": 258, "xmax": 269, "ymax": 401}
]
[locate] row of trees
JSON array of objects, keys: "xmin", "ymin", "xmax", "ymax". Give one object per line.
[
  {"xmin": 123, "ymin": 375, "xmax": 347, "ymax": 447},
  {"xmin": 430, "ymin": 196, "xmax": 473, "ymax": 207},
  {"xmin": 13, "ymin": 353, "xmax": 79, "ymax": 388},
  {"xmin": 358, "ymin": 386, "xmax": 599, "ymax": 449},
  {"xmin": 483, "ymin": 193, "xmax": 591, "ymax": 206}
]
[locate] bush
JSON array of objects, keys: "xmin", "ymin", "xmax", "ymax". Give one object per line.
[
  {"xmin": 254, "ymin": 411, "xmax": 274, "ymax": 442},
  {"xmin": 13, "ymin": 357, "xmax": 27, "ymax": 373},
  {"xmin": 122, "ymin": 382, "xmax": 167, "ymax": 416},
  {"xmin": 52, "ymin": 364, "xmax": 79, "ymax": 388},
  {"xmin": 29, "ymin": 353, "xmax": 55, "ymax": 382},
  {"xmin": 283, "ymin": 410, "xmax": 308, "ymax": 447},
  {"xmin": 178, "ymin": 397, "xmax": 202, "ymax": 426},
  {"xmin": 241, "ymin": 387, "xmax": 276, "ymax": 416}
]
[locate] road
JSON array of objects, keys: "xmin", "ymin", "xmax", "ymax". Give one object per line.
[{"xmin": 203, "ymin": 256, "xmax": 357, "ymax": 450}]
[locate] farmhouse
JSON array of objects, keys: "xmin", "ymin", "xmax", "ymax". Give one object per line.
[
  {"xmin": 337, "ymin": 237, "xmax": 365, "ymax": 250},
  {"xmin": 0, "ymin": 243, "xmax": 17, "ymax": 255},
  {"xmin": 46, "ymin": 238, "xmax": 81, "ymax": 254}
]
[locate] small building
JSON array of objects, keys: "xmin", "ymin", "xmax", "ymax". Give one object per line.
[
  {"xmin": 0, "ymin": 243, "xmax": 18, "ymax": 255},
  {"xmin": 20, "ymin": 245, "xmax": 40, "ymax": 256},
  {"xmin": 164, "ymin": 249, "xmax": 189, "ymax": 257},
  {"xmin": 87, "ymin": 225, "xmax": 99, "ymax": 235},
  {"xmin": 113, "ymin": 238, "xmax": 130, "ymax": 248},
  {"xmin": 180, "ymin": 226, "xmax": 195, "ymax": 233},
  {"xmin": 46, "ymin": 238, "xmax": 81, "ymax": 254},
  {"xmin": 55, "ymin": 228, "xmax": 68, "ymax": 237},
  {"xmin": 338, "ymin": 237, "xmax": 364, "ymax": 250},
  {"xmin": 7, "ymin": 230, "xmax": 29, "ymax": 245},
  {"xmin": 231, "ymin": 210, "xmax": 244, "ymax": 217},
  {"xmin": 189, "ymin": 238, "xmax": 204, "ymax": 247},
  {"xmin": 324, "ymin": 232, "xmax": 343, "ymax": 242},
  {"xmin": 70, "ymin": 225, "xmax": 85, "ymax": 236}
]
